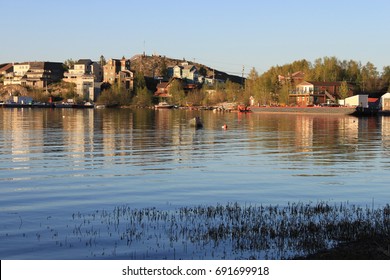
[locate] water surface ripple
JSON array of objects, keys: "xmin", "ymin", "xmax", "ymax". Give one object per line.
[{"xmin": 0, "ymin": 108, "xmax": 389, "ymax": 259}]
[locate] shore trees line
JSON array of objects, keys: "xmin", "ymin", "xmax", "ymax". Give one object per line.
[{"xmin": 247, "ymin": 57, "xmax": 390, "ymax": 106}]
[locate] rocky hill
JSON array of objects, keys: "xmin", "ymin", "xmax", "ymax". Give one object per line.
[
  {"xmin": 129, "ymin": 54, "xmax": 244, "ymax": 84},
  {"xmin": 0, "ymin": 84, "xmax": 28, "ymax": 97}
]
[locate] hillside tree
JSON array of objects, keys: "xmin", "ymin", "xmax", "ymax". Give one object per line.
[
  {"xmin": 339, "ymin": 80, "xmax": 350, "ymax": 100},
  {"xmin": 169, "ymin": 79, "xmax": 186, "ymax": 106}
]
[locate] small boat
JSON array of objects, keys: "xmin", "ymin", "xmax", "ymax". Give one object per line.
[
  {"xmin": 54, "ymin": 102, "xmax": 74, "ymax": 108},
  {"xmin": 54, "ymin": 102, "xmax": 95, "ymax": 109},
  {"xmin": 155, "ymin": 102, "xmax": 174, "ymax": 109},
  {"xmin": 189, "ymin": 116, "xmax": 203, "ymax": 129},
  {"xmin": 237, "ymin": 104, "xmax": 251, "ymax": 112}
]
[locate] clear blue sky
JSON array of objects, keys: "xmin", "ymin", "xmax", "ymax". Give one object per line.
[{"xmin": 1, "ymin": 0, "xmax": 389, "ymax": 76}]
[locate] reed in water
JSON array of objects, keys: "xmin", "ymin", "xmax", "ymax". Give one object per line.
[{"xmin": 55, "ymin": 201, "xmax": 390, "ymax": 259}]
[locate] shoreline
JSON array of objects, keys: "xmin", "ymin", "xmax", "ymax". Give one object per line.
[
  {"xmin": 297, "ymin": 234, "xmax": 390, "ymax": 260},
  {"xmin": 250, "ymin": 106, "xmax": 357, "ymax": 115},
  {"xmin": 4, "ymin": 103, "xmax": 390, "ymax": 118}
]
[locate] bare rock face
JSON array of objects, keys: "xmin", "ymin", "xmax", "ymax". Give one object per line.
[{"xmin": 0, "ymin": 84, "xmax": 28, "ymax": 97}]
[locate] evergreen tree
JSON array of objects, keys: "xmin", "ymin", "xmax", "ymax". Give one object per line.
[
  {"xmin": 360, "ymin": 62, "xmax": 379, "ymax": 93},
  {"xmin": 133, "ymin": 71, "xmax": 146, "ymax": 95},
  {"xmin": 381, "ymin": 66, "xmax": 390, "ymax": 92},
  {"xmin": 64, "ymin": 58, "xmax": 75, "ymax": 69},
  {"xmin": 133, "ymin": 86, "xmax": 152, "ymax": 107},
  {"xmin": 99, "ymin": 55, "xmax": 107, "ymax": 66}
]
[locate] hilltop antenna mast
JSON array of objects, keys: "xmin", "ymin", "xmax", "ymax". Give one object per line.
[{"xmin": 242, "ymin": 65, "xmax": 245, "ymax": 89}]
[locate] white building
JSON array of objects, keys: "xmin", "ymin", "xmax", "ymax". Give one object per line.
[
  {"xmin": 380, "ymin": 92, "xmax": 390, "ymax": 111},
  {"xmin": 168, "ymin": 62, "xmax": 199, "ymax": 83},
  {"xmin": 343, "ymin": 94, "xmax": 368, "ymax": 107},
  {"xmin": 74, "ymin": 75, "xmax": 101, "ymax": 101},
  {"xmin": 64, "ymin": 59, "xmax": 102, "ymax": 82},
  {"xmin": 63, "ymin": 59, "xmax": 102, "ymax": 101}
]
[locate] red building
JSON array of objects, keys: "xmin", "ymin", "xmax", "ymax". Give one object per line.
[{"xmin": 291, "ymin": 81, "xmax": 354, "ymax": 106}]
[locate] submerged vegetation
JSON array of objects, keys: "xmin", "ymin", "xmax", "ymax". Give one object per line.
[{"xmin": 38, "ymin": 201, "xmax": 390, "ymax": 259}]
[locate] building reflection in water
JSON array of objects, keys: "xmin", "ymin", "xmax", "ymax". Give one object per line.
[{"xmin": 1, "ymin": 108, "xmax": 390, "ymax": 174}]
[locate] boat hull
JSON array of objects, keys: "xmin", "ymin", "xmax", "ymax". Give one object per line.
[
  {"xmin": 155, "ymin": 105, "xmax": 174, "ymax": 109},
  {"xmin": 155, "ymin": 102, "xmax": 174, "ymax": 109}
]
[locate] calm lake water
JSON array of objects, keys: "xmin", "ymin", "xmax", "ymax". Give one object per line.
[{"xmin": 1, "ymin": 108, "xmax": 389, "ymax": 259}]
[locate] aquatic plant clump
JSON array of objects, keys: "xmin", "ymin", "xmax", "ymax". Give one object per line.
[{"xmin": 62, "ymin": 202, "xmax": 390, "ymax": 259}]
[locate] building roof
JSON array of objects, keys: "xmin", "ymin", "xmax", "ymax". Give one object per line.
[
  {"xmin": 182, "ymin": 64, "xmax": 196, "ymax": 71},
  {"xmin": 76, "ymin": 59, "xmax": 93, "ymax": 65},
  {"xmin": 368, "ymin": 97, "xmax": 379, "ymax": 103},
  {"xmin": 381, "ymin": 92, "xmax": 390, "ymax": 98},
  {"xmin": 156, "ymin": 82, "xmax": 169, "ymax": 89},
  {"xmin": 0, "ymin": 63, "xmax": 13, "ymax": 73},
  {"xmin": 291, "ymin": 71, "xmax": 304, "ymax": 77}
]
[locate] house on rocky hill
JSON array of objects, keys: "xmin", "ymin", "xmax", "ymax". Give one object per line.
[
  {"xmin": 167, "ymin": 62, "xmax": 199, "ymax": 84},
  {"xmin": 63, "ymin": 59, "xmax": 102, "ymax": 101},
  {"xmin": 154, "ymin": 77, "xmax": 200, "ymax": 100},
  {"xmin": 65, "ymin": 59, "xmax": 102, "ymax": 82},
  {"xmin": 0, "ymin": 63, "xmax": 13, "ymax": 82},
  {"xmin": 103, "ymin": 58, "xmax": 133, "ymax": 91},
  {"xmin": 154, "ymin": 81, "xmax": 172, "ymax": 99},
  {"xmin": 4, "ymin": 61, "xmax": 64, "ymax": 88}
]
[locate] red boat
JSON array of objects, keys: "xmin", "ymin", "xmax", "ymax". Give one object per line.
[{"xmin": 237, "ymin": 105, "xmax": 251, "ymax": 112}]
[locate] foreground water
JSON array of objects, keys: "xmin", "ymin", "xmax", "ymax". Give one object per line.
[{"xmin": 0, "ymin": 108, "xmax": 389, "ymax": 259}]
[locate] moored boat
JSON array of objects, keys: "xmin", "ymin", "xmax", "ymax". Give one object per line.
[
  {"xmin": 54, "ymin": 102, "xmax": 94, "ymax": 108},
  {"xmin": 155, "ymin": 102, "xmax": 174, "ymax": 109},
  {"xmin": 237, "ymin": 104, "xmax": 251, "ymax": 113}
]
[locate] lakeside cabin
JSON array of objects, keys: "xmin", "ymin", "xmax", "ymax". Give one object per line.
[
  {"xmin": 291, "ymin": 81, "xmax": 353, "ymax": 106},
  {"xmin": 342, "ymin": 94, "xmax": 368, "ymax": 108},
  {"xmin": 380, "ymin": 92, "xmax": 390, "ymax": 111}
]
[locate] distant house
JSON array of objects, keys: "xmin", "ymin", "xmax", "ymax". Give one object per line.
[
  {"xmin": 167, "ymin": 62, "xmax": 199, "ymax": 84},
  {"xmin": 170, "ymin": 65, "xmax": 182, "ymax": 79},
  {"xmin": 153, "ymin": 77, "xmax": 199, "ymax": 99},
  {"xmin": 204, "ymin": 75, "xmax": 224, "ymax": 85},
  {"xmin": 380, "ymin": 93, "xmax": 390, "ymax": 111},
  {"xmin": 343, "ymin": 94, "xmax": 368, "ymax": 107},
  {"xmin": 65, "ymin": 59, "xmax": 102, "ymax": 82},
  {"xmin": 103, "ymin": 58, "xmax": 133, "ymax": 91},
  {"xmin": 4, "ymin": 61, "xmax": 64, "ymax": 88},
  {"xmin": 0, "ymin": 63, "xmax": 13, "ymax": 81},
  {"xmin": 181, "ymin": 63, "xmax": 198, "ymax": 83},
  {"xmin": 63, "ymin": 59, "xmax": 103, "ymax": 101},
  {"xmin": 291, "ymin": 81, "xmax": 353, "ymax": 106},
  {"xmin": 154, "ymin": 81, "xmax": 172, "ymax": 98}
]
